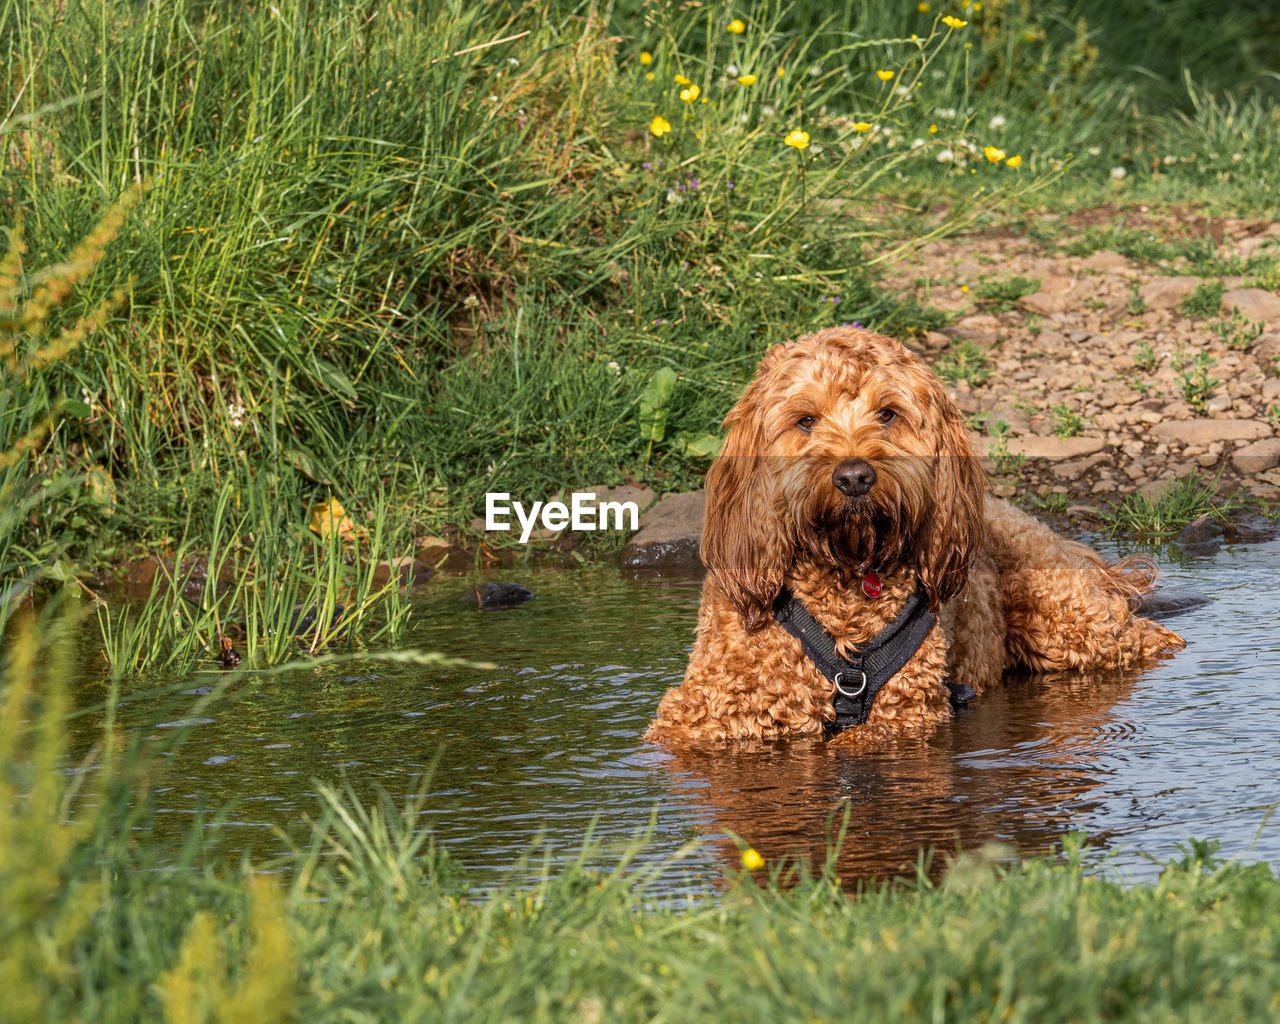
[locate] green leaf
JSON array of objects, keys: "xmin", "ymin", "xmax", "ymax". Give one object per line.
[
  {"xmin": 638, "ymin": 367, "xmax": 677, "ymax": 444},
  {"xmin": 61, "ymin": 398, "xmax": 92, "ymax": 418},
  {"xmin": 675, "ymin": 433, "xmax": 723, "ymax": 458},
  {"xmin": 312, "ymin": 358, "xmax": 358, "ymax": 402},
  {"xmin": 289, "ymin": 443, "xmax": 334, "ymax": 484}
]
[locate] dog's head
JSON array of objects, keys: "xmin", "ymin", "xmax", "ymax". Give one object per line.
[{"xmin": 701, "ymin": 327, "xmax": 986, "ymax": 628}]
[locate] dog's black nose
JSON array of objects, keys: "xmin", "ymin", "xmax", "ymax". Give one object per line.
[{"xmin": 832, "ymin": 459, "xmax": 876, "ymax": 497}]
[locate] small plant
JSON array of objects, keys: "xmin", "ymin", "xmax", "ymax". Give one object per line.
[
  {"xmin": 1211, "ymin": 307, "xmax": 1265, "ymax": 350},
  {"xmin": 1084, "ymin": 298, "xmax": 1108, "ymax": 311},
  {"xmin": 975, "ymin": 275, "xmax": 1041, "ymax": 310},
  {"xmin": 1126, "ymin": 283, "xmax": 1149, "ymax": 315},
  {"xmin": 1266, "ymin": 404, "xmax": 1280, "ymax": 430},
  {"xmin": 1172, "ymin": 346, "xmax": 1219, "ymax": 412},
  {"xmin": 1100, "ymin": 473, "xmax": 1238, "ymax": 534},
  {"xmin": 1178, "ymin": 280, "xmax": 1225, "ymax": 319},
  {"xmin": 1051, "ymin": 403, "xmax": 1085, "ymax": 438},
  {"xmin": 1124, "ymin": 372, "xmax": 1153, "ymax": 396},
  {"xmin": 1249, "ymin": 257, "xmax": 1280, "ymax": 292},
  {"xmin": 936, "ymin": 339, "xmax": 993, "ymax": 386},
  {"xmin": 1027, "ymin": 491, "xmax": 1071, "ymax": 514},
  {"xmin": 1133, "ymin": 340, "xmax": 1157, "ymax": 371},
  {"xmin": 1025, "ymin": 312, "xmax": 1042, "ymax": 337},
  {"xmin": 987, "ymin": 420, "xmax": 1025, "ymax": 475}
]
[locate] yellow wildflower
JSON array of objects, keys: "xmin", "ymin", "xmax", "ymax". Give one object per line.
[
  {"xmin": 784, "ymin": 129, "xmax": 810, "ymax": 149},
  {"xmin": 928, "ymin": 123, "xmax": 939, "ymax": 133},
  {"xmin": 983, "ymin": 145, "xmax": 1006, "ymax": 163},
  {"xmin": 852, "ymin": 122, "xmax": 873, "ymax": 132},
  {"xmin": 736, "ymin": 74, "xmax": 757, "ymax": 85},
  {"xmin": 1006, "ymin": 154, "xmax": 1023, "ymax": 168},
  {"xmin": 742, "ymin": 847, "xmax": 765, "ymax": 870},
  {"xmin": 876, "ymin": 69, "xmax": 895, "ymax": 81},
  {"xmin": 960, "ymin": 285, "xmax": 969, "ymax": 292},
  {"xmin": 680, "ymin": 84, "xmax": 701, "ymax": 102},
  {"xmin": 918, "ymin": 1, "xmax": 931, "ymax": 9},
  {"xmin": 645, "ymin": 72, "xmax": 655, "ymax": 80},
  {"xmin": 777, "ymin": 66, "xmax": 785, "ymax": 77},
  {"xmin": 674, "ymin": 74, "xmax": 691, "ymax": 86},
  {"xmin": 974, "ymin": 2, "xmax": 982, "ymax": 9},
  {"xmin": 727, "ymin": 18, "xmax": 746, "ymax": 34},
  {"xmin": 942, "ymin": 15, "xmax": 968, "ymax": 28},
  {"xmin": 640, "ymin": 51, "xmax": 653, "ymax": 65},
  {"xmin": 650, "ymin": 116, "xmax": 672, "ymax": 137}
]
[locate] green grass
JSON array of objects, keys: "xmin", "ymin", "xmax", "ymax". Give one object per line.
[
  {"xmin": 975, "ymin": 274, "xmax": 1041, "ymax": 310},
  {"xmin": 1100, "ymin": 473, "xmax": 1239, "ymax": 535},
  {"xmin": 937, "ymin": 338, "xmax": 994, "ymax": 386},
  {"xmin": 1179, "ymin": 280, "xmax": 1226, "ymax": 318}
]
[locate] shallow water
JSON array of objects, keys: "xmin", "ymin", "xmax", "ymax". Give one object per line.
[{"xmin": 68, "ymin": 534, "xmax": 1280, "ymax": 892}]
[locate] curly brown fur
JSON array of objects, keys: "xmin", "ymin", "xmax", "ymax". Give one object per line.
[{"xmin": 645, "ymin": 327, "xmax": 1185, "ymax": 749}]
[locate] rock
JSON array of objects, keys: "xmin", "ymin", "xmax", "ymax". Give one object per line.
[
  {"xmin": 1139, "ymin": 588, "xmax": 1211, "ymax": 619},
  {"xmin": 1005, "ymin": 436, "xmax": 1106, "ymax": 459},
  {"xmin": 1138, "ymin": 276, "xmax": 1201, "ymax": 310},
  {"xmin": 1176, "ymin": 515, "xmax": 1227, "ymax": 557},
  {"xmin": 620, "ymin": 490, "xmax": 706, "ymax": 573},
  {"xmin": 460, "ymin": 582, "xmax": 535, "ymax": 608},
  {"xmin": 1221, "ymin": 288, "xmax": 1280, "ymax": 323},
  {"xmin": 372, "ymin": 557, "xmax": 433, "ymax": 588},
  {"xmin": 1080, "ymin": 251, "xmax": 1132, "ymax": 272},
  {"xmin": 1023, "ymin": 290, "xmax": 1072, "ymax": 315},
  {"xmin": 1051, "ymin": 454, "xmax": 1109, "ymax": 480},
  {"xmin": 1231, "ymin": 437, "xmax": 1280, "ymax": 475},
  {"xmin": 1149, "ymin": 419, "xmax": 1271, "ymax": 444}
]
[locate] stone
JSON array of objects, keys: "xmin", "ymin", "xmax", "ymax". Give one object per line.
[
  {"xmin": 372, "ymin": 557, "xmax": 433, "ymax": 588},
  {"xmin": 1148, "ymin": 419, "xmax": 1271, "ymax": 444},
  {"xmin": 1080, "ymin": 250, "xmax": 1132, "ymax": 271},
  {"xmin": 620, "ymin": 490, "xmax": 706, "ymax": 573},
  {"xmin": 1138, "ymin": 276, "xmax": 1201, "ymax": 310},
  {"xmin": 1050, "ymin": 454, "xmax": 1109, "ymax": 480},
  {"xmin": 1230, "ymin": 437, "xmax": 1280, "ymax": 475},
  {"xmin": 1005, "ymin": 436, "xmax": 1106, "ymax": 459},
  {"xmin": 460, "ymin": 582, "xmax": 534, "ymax": 608},
  {"xmin": 1221, "ymin": 288, "xmax": 1280, "ymax": 323}
]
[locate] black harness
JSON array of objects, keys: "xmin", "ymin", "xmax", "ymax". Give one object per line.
[{"xmin": 771, "ymin": 584, "xmax": 974, "ymax": 735}]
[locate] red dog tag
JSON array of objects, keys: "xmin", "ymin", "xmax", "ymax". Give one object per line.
[{"xmin": 862, "ymin": 571, "xmax": 882, "ymax": 598}]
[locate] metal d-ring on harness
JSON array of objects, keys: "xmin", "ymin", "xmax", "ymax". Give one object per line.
[{"xmin": 771, "ymin": 584, "xmax": 974, "ymax": 735}]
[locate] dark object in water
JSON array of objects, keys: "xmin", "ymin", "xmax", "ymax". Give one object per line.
[
  {"xmin": 218, "ymin": 635, "xmax": 241, "ymax": 669},
  {"xmin": 284, "ymin": 603, "xmax": 346, "ymax": 634},
  {"xmin": 462, "ymin": 582, "xmax": 535, "ymax": 609},
  {"xmin": 1139, "ymin": 588, "xmax": 1210, "ymax": 620}
]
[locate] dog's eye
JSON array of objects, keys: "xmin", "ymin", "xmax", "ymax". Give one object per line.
[
  {"xmin": 878, "ymin": 408, "xmax": 897, "ymax": 425},
  {"xmin": 796, "ymin": 415, "xmax": 815, "ymax": 433}
]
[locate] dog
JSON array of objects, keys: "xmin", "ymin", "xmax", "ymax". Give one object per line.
[{"xmin": 645, "ymin": 326, "xmax": 1185, "ymax": 750}]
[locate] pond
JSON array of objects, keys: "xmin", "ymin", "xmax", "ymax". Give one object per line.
[{"xmin": 66, "ymin": 530, "xmax": 1280, "ymax": 894}]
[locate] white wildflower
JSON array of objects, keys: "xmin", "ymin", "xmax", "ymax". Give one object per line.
[{"xmin": 1110, "ymin": 166, "xmax": 1127, "ymax": 180}]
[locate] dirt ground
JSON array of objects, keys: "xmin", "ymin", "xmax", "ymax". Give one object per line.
[{"xmin": 883, "ymin": 205, "xmax": 1280, "ymax": 507}]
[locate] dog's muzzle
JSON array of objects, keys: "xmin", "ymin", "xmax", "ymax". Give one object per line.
[{"xmin": 832, "ymin": 459, "xmax": 876, "ymax": 497}]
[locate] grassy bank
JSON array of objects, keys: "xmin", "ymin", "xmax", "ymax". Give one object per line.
[
  {"xmin": 2, "ymin": 616, "xmax": 1278, "ymax": 1023},
  {"xmin": 3, "ymin": 0, "xmax": 1278, "ymax": 608}
]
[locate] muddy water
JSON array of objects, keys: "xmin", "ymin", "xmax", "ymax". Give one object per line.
[{"xmin": 72, "ymin": 535, "xmax": 1280, "ymax": 892}]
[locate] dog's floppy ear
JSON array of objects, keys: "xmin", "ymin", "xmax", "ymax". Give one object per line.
[
  {"xmin": 700, "ymin": 389, "xmax": 792, "ymax": 631},
  {"xmin": 915, "ymin": 387, "xmax": 986, "ymax": 610}
]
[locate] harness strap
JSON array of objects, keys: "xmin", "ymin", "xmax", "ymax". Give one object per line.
[{"xmin": 772, "ymin": 584, "xmax": 964, "ymax": 734}]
